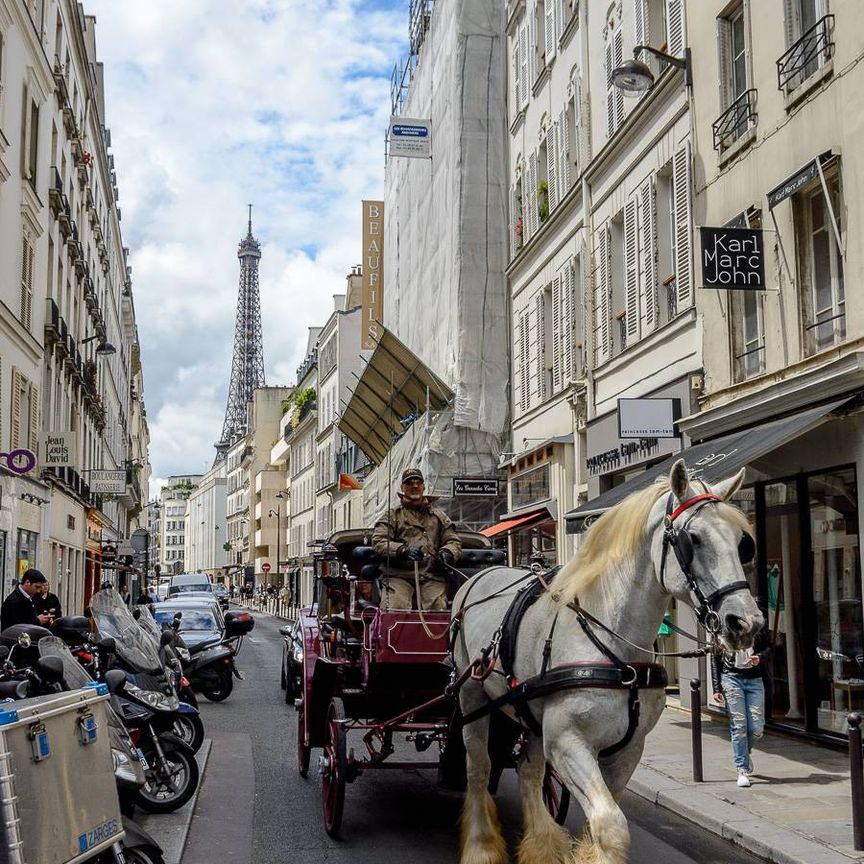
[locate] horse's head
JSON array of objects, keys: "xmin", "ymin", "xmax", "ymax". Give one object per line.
[{"xmin": 652, "ymin": 459, "xmax": 764, "ymax": 651}]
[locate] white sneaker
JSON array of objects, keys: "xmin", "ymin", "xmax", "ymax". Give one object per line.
[{"xmin": 737, "ymin": 770, "xmax": 751, "ymax": 788}]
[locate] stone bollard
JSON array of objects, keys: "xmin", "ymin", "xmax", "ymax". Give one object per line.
[
  {"xmin": 849, "ymin": 712, "xmax": 864, "ymax": 850},
  {"xmin": 690, "ymin": 678, "xmax": 703, "ymax": 782}
]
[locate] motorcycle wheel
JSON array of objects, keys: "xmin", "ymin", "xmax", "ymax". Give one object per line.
[
  {"xmin": 136, "ymin": 741, "xmax": 199, "ymax": 814},
  {"xmin": 202, "ymin": 667, "xmax": 234, "ymax": 702},
  {"xmin": 120, "ymin": 844, "xmax": 166, "ymax": 864},
  {"xmin": 172, "ymin": 712, "xmax": 205, "ymax": 754}
]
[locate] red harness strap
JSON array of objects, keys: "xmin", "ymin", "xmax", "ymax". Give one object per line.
[{"xmin": 667, "ymin": 493, "xmax": 721, "ymax": 524}]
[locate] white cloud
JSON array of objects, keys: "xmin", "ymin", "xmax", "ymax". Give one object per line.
[{"xmin": 86, "ymin": 0, "xmax": 405, "ymax": 494}]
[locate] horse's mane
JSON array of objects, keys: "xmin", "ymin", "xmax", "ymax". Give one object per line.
[{"xmin": 551, "ymin": 476, "xmax": 752, "ymax": 607}]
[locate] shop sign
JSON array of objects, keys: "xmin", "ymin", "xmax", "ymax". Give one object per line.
[
  {"xmin": 699, "ymin": 227, "xmax": 765, "ymax": 290},
  {"xmin": 41, "ymin": 431, "xmax": 77, "ymax": 468},
  {"xmin": 361, "ymin": 200, "xmax": 384, "ymax": 349},
  {"xmin": 587, "ymin": 438, "xmax": 659, "ymax": 476},
  {"xmin": 618, "ymin": 398, "xmax": 680, "ymax": 439},
  {"xmin": 89, "ymin": 469, "xmax": 126, "ymax": 494},
  {"xmin": 0, "ymin": 448, "xmax": 37, "ymax": 475},
  {"xmin": 452, "ymin": 478, "xmax": 499, "ymax": 497},
  {"xmin": 767, "ymin": 159, "xmax": 819, "ymax": 210},
  {"xmin": 388, "ymin": 117, "xmax": 431, "ymax": 159}
]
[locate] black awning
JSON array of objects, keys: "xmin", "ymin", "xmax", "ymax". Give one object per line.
[{"xmin": 566, "ymin": 398, "xmax": 850, "ymax": 532}]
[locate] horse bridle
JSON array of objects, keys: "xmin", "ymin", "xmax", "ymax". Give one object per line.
[{"xmin": 660, "ymin": 492, "xmax": 755, "ymax": 634}]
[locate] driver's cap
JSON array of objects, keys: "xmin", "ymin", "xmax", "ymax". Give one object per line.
[{"xmin": 401, "ymin": 467, "xmax": 424, "ymax": 484}]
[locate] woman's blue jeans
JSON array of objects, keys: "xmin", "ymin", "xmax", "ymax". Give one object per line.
[{"xmin": 721, "ymin": 673, "xmax": 765, "ymax": 771}]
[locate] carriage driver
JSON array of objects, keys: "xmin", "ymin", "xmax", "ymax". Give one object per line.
[{"xmin": 372, "ymin": 468, "xmax": 462, "ymax": 611}]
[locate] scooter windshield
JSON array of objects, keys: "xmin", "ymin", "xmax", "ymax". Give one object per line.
[{"xmin": 90, "ymin": 589, "xmax": 162, "ymax": 673}]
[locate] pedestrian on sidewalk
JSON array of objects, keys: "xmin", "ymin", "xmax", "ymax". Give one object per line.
[{"xmin": 712, "ymin": 622, "xmax": 771, "ymax": 788}]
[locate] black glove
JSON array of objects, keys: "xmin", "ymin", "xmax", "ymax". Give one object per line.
[
  {"xmin": 437, "ymin": 549, "xmax": 455, "ymax": 567},
  {"xmin": 402, "ymin": 546, "xmax": 424, "ymax": 562}
]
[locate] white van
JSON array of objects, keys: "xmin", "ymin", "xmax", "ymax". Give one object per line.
[{"xmin": 166, "ymin": 572, "xmax": 212, "ymax": 598}]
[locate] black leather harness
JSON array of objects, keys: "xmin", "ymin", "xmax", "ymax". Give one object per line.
[{"xmin": 459, "ymin": 574, "xmax": 667, "ymax": 757}]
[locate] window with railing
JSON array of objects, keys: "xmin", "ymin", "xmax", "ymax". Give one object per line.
[
  {"xmin": 731, "ymin": 288, "xmax": 765, "ymax": 381},
  {"xmin": 777, "ymin": 9, "xmax": 834, "ymax": 91},
  {"xmin": 715, "ymin": 4, "xmax": 756, "ymax": 151},
  {"xmin": 713, "ymin": 89, "xmax": 757, "ymax": 152}
]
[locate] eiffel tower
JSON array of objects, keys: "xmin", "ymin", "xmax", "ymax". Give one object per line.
[{"xmin": 215, "ymin": 206, "xmax": 266, "ymax": 460}]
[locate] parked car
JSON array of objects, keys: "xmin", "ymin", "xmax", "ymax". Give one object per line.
[
  {"xmin": 153, "ymin": 599, "xmax": 224, "ymax": 650},
  {"xmin": 167, "ymin": 572, "xmax": 212, "ymax": 598},
  {"xmin": 211, "ymin": 583, "xmax": 229, "ymax": 610},
  {"xmin": 279, "ymin": 619, "xmax": 303, "ymax": 704}
]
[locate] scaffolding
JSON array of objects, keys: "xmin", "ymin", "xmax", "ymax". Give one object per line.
[{"xmin": 389, "ymin": 0, "xmax": 435, "ymax": 117}]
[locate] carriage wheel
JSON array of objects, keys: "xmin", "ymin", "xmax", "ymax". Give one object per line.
[
  {"xmin": 542, "ymin": 764, "xmax": 571, "ymax": 825},
  {"xmin": 297, "ymin": 701, "xmax": 311, "ymax": 779},
  {"xmin": 321, "ymin": 697, "xmax": 347, "ymax": 838}
]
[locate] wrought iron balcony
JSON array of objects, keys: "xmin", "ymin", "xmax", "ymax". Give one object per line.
[
  {"xmin": 777, "ymin": 14, "xmax": 834, "ymax": 91},
  {"xmin": 48, "ymin": 167, "xmax": 64, "ymax": 214},
  {"xmin": 712, "ymin": 89, "xmax": 757, "ymax": 152}
]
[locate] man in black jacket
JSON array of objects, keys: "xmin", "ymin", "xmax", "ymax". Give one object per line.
[{"xmin": 1, "ymin": 570, "xmax": 52, "ymax": 630}]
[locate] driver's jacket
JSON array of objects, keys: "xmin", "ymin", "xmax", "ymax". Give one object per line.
[{"xmin": 372, "ymin": 502, "xmax": 462, "ymax": 582}]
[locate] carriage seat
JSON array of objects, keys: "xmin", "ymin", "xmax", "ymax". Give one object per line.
[{"xmin": 458, "ymin": 549, "xmax": 506, "ymax": 567}]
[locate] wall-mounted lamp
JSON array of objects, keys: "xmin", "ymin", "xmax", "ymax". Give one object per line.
[
  {"xmin": 80, "ymin": 333, "xmax": 117, "ymax": 356},
  {"xmin": 20, "ymin": 493, "xmax": 50, "ymax": 505},
  {"xmin": 611, "ymin": 46, "xmax": 691, "ymax": 96}
]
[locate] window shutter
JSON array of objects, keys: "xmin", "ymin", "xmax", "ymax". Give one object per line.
[
  {"xmin": 558, "ymin": 108, "xmax": 570, "ymax": 200},
  {"xmin": 624, "ymin": 197, "xmax": 640, "ymax": 344},
  {"xmin": 673, "ymin": 143, "xmax": 693, "ymax": 309},
  {"xmin": 10, "ymin": 368, "xmax": 21, "ymax": 449},
  {"xmin": 559, "ymin": 260, "xmax": 575, "ymax": 384},
  {"xmin": 527, "ymin": 151, "xmax": 539, "ymax": 238},
  {"xmin": 519, "ymin": 310, "xmax": 530, "ymax": 413},
  {"xmin": 529, "ymin": 10, "xmax": 537, "ymax": 87},
  {"xmin": 551, "ymin": 275, "xmax": 562, "ymax": 392},
  {"xmin": 595, "ymin": 225, "xmax": 611, "ymax": 365},
  {"xmin": 20, "ymin": 236, "xmax": 33, "ymax": 330},
  {"xmin": 613, "ymin": 29, "xmax": 625, "ymax": 129},
  {"xmin": 639, "ymin": 176, "xmax": 659, "ymax": 333},
  {"xmin": 783, "ymin": 0, "xmax": 797, "ymax": 48},
  {"xmin": 513, "ymin": 38, "xmax": 522, "ymax": 115},
  {"xmin": 533, "ymin": 292, "xmax": 546, "ymax": 402},
  {"xmin": 545, "ymin": 0, "xmax": 556, "ymax": 63},
  {"xmin": 555, "ymin": 0, "xmax": 565, "ymax": 41},
  {"xmin": 605, "ymin": 41, "xmax": 615, "ymax": 139},
  {"xmin": 509, "ymin": 184, "xmax": 516, "ymax": 259},
  {"xmin": 635, "ymin": 0, "xmax": 648, "ymax": 59},
  {"xmin": 666, "ymin": 0, "xmax": 685, "ymax": 59},
  {"xmin": 578, "ymin": 73, "xmax": 591, "ymax": 166},
  {"xmin": 717, "ymin": 17, "xmax": 732, "ymax": 110},
  {"xmin": 547, "ymin": 125, "xmax": 558, "ymax": 212},
  {"xmin": 606, "ymin": 32, "xmax": 625, "ymax": 138},
  {"xmin": 28, "ymin": 384, "xmax": 39, "ymax": 454},
  {"xmin": 519, "ymin": 22, "xmax": 529, "ymax": 109}
]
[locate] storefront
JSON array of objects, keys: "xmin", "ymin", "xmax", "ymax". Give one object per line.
[{"xmin": 567, "ymin": 390, "xmax": 864, "ymax": 743}]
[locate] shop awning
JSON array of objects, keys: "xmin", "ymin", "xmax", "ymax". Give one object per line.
[
  {"xmin": 338, "ymin": 328, "xmax": 454, "ymax": 465},
  {"xmin": 566, "ymin": 398, "xmax": 851, "ymax": 532},
  {"xmin": 481, "ymin": 506, "xmax": 554, "ymax": 538}
]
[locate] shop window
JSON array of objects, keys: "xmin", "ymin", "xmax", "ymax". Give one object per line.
[
  {"xmin": 16, "ymin": 528, "xmax": 38, "ymax": 579},
  {"xmin": 731, "ymin": 289, "xmax": 765, "ymax": 381},
  {"xmin": 795, "ymin": 170, "xmax": 844, "ymax": 354}
]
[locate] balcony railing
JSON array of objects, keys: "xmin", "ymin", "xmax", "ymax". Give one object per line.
[
  {"xmin": 777, "ymin": 14, "xmax": 834, "ymax": 91},
  {"xmin": 712, "ymin": 89, "xmax": 757, "ymax": 151}
]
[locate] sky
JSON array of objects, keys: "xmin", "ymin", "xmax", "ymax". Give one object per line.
[{"xmin": 84, "ymin": 0, "xmax": 406, "ymax": 498}]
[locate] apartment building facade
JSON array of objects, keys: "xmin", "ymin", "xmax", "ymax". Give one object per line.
[
  {"xmin": 183, "ymin": 460, "xmax": 227, "ymax": 579},
  {"xmin": 159, "ymin": 474, "xmax": 200, "ymax": 574}
]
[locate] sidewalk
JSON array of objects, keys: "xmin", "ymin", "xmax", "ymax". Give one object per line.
[{"xmin": 628, "ymin": 698, "xmax": 864, "ymax": 864}]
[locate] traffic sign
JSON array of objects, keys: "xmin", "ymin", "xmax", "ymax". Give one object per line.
[{"xmin": 261, "ymin": 562, "xmax": 271, "ymax": 573}]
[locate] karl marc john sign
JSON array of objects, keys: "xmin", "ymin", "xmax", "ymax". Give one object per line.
[{"xmin": 700, "ymin": 227, "xmax": 765, "ymax": 290}]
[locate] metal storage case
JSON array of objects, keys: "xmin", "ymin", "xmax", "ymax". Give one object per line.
[{"xmin": 0, "ymin": 685, "xmax": 123, "ymax": 864}]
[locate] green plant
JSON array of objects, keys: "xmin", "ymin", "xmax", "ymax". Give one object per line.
[
  {"xmin": 293, "ymin": 387, "xmax": 316, "ymax": 411},
  {"xmin": 280, "ymin": 398, "xmax": 293, "ymax": 415},
  {"xmin": 538, "ymin": 180, "xmax": 550, "ymax": 223}
]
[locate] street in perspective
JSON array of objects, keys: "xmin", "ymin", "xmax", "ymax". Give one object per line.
[{"xmin": 1, "ymin": 0, "xmax": 864, "ymax": 863}]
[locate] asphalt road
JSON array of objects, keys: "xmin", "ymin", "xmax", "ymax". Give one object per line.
[{"xmin": 186, "ymin": 610, "xmax": 765, "ymax": 864}]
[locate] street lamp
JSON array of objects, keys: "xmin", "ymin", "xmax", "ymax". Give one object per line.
[
  {"xmin": 80, "ymin": 333, "xmax": 117, "ymax": 356},
  {"xmin": 610, "ymin": 46, "xmax": 691, "ymax": 97},
  {"xmin": 268, "ymin": 490, "xmax": 287, "ymax": 587}
]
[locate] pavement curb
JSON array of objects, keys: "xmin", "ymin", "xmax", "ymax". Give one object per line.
[
  {"xmin": 138, "ymin": 738, "xmax": 212, "ymax": 864},
  {"xmin": 627, "ymin": 764, "xmax": 860, "ymax": 864}
]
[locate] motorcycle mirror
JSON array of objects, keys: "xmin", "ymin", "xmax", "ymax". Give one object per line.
[
  {"xmin": 17, "ymin": 633, "xmax": 32, "ymax": 649},
  {"xmin": 97, "ymin": 636, "xmax": 116, "ymax": 654},
  {"xmin": 131, "ymin": 608, "xmax": 141, "ymax": 620},
  {"xmin": 160, "ymin": 631, "xmax": 174, "ymax": 648},
  {"xmin": 35, "ymin": 656, "xmax": 65, "ymax": 683},
  {"xmin": 105, "ymin": 669, "xmax": 127, "ymax": 694},
  {"xmin": 173, "ymin": 612, "xmax": 182, "ymax": 621}
]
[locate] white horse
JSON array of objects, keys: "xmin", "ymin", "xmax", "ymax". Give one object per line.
[{"xmin": 451, "ymin": 460, "xmax": 763, "ymax": 864}]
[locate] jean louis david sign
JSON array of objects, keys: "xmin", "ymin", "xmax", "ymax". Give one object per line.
[
  {"xmin": 41, "ymin": 431, "xmax": 77, "ymax": 468},
  {"xmin": 388, "ymin": 117, "xmax": 431, "ymax": 159},
  {"xmin": 700, "ymin": 227, "xmax": 765, "ymax": 290}
]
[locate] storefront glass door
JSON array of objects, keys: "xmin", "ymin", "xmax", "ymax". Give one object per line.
[{"xmin": 809, "ymin": 468, "xmax": 862, "ymax": 733}]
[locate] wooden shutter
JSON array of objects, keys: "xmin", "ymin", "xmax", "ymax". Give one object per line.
[
  {"xmin": 528, "ymin": 10, "xmax": 537, "ymax": 88},
  {"xmin": 527, "ymin": 151, "xmax": 538, "ymax": 238},
  {"xmin": 551, "ymin": 274, "xmax": 562, "ymax": 392},
  {"xmin": 555, "ymin": 0, "xmax": 565, "ymax": 42},
  {"xmin": 518, "ymin": 310, "xmax": 530, "ymax": 413},
  {"xmin": 783, "ymin": 0, "xmax": 797, "ymax": 48},
  {"xmin": 673, "ymin": 143, "xmax": 693, "ymax": 309},
  {"xmin": 10, "ymin": 368, "xmax": 21, "ymax": 449},
  {"xmin": 533, "ymin": 292, "xmax": 546, "ymax": 402},
  {"xmin": 513, "ymin": 36, "xmax": 522, "ymax": 115},
  {"xmin": 605, "ymin": 40, "xmax": 615, "ymax": 139},
  {"xmin": 606, "ymin": 31, "xmax": 624, "ymax": 138},
  {"xmin": 578, "ymin": 73, "xmax": 591, "ymax": 166},
  {"xmin": 594, "ymin": 225, "xmax": 611, "ymax": 365},
  {"xmin": 624, "ymin": 197, "xmax": 640, "ymax": 345},
  {"xmin": 639, "ymin": 176, "xmax": 659, "ymax": 333},
  {"xmin": 558, "ymin": 108, "xmax": 570, "ymax": 200},
  {"xmin": 20, "ymin": 236, "xmax": 33, "ymax": 330},
  {"xmin": 635, "ymin": 0, "xmax": 648, "ymax": 59},
  {"xmin": 509, "ymin": 184, "xmax": 517, "ymax": 259},
  {"xmin": 717, "ymin": 17, "xmax": 732, "ymax": 110},
  {"xmin": 28, "ymin": 384, "xmax": 39, "ymax": 453},
  {"xmin": 666, "ymin": 0, "xmax": 685, "ymax": 59},
  {"xmin": 547, "ymin": 125, "xmax": 558, "ymax": 212},
  {"xmin": 613, "ymin": 29, "xmax": 624, "ymax": 129},
  {"xmin": 560, "ymin": 260, "xmax": 575, "ymax": 384},
  {"xmin": 545, "ymin": 0, "xmax": 556, "ymax": 63},
  {"xmin": 519, "ymin": 21, "xmax": 529, "ymax": 109}
]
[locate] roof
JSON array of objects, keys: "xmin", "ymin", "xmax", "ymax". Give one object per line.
[{"xmin": 337, "ymin": 328, "xmax": 454, "ymax": 464}]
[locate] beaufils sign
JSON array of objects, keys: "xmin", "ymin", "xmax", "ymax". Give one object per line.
[
  {"xmin": 700, "ymin": 227, "xmax": 765, "ymax": 290},
  {"xmin": 361, "ymin": 200, "xmax": 384, "ymax": 350}
]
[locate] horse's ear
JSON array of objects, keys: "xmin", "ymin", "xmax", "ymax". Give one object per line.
[
  {"xmin": 712, "ymin": 467, "xmax": 746, "ymax": 501},
  {"xmin": 669, "ymin": 459, "xmax": 690, "ymax": 499}
]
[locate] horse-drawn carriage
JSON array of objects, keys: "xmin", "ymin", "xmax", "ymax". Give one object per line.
[
  {"xmin": 294, "ymin": 527, "xmax": 571, "ymax": 837},
  {"xmin": 295, "ymin": 464, "xmax": 765, "ymax": 864}
]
